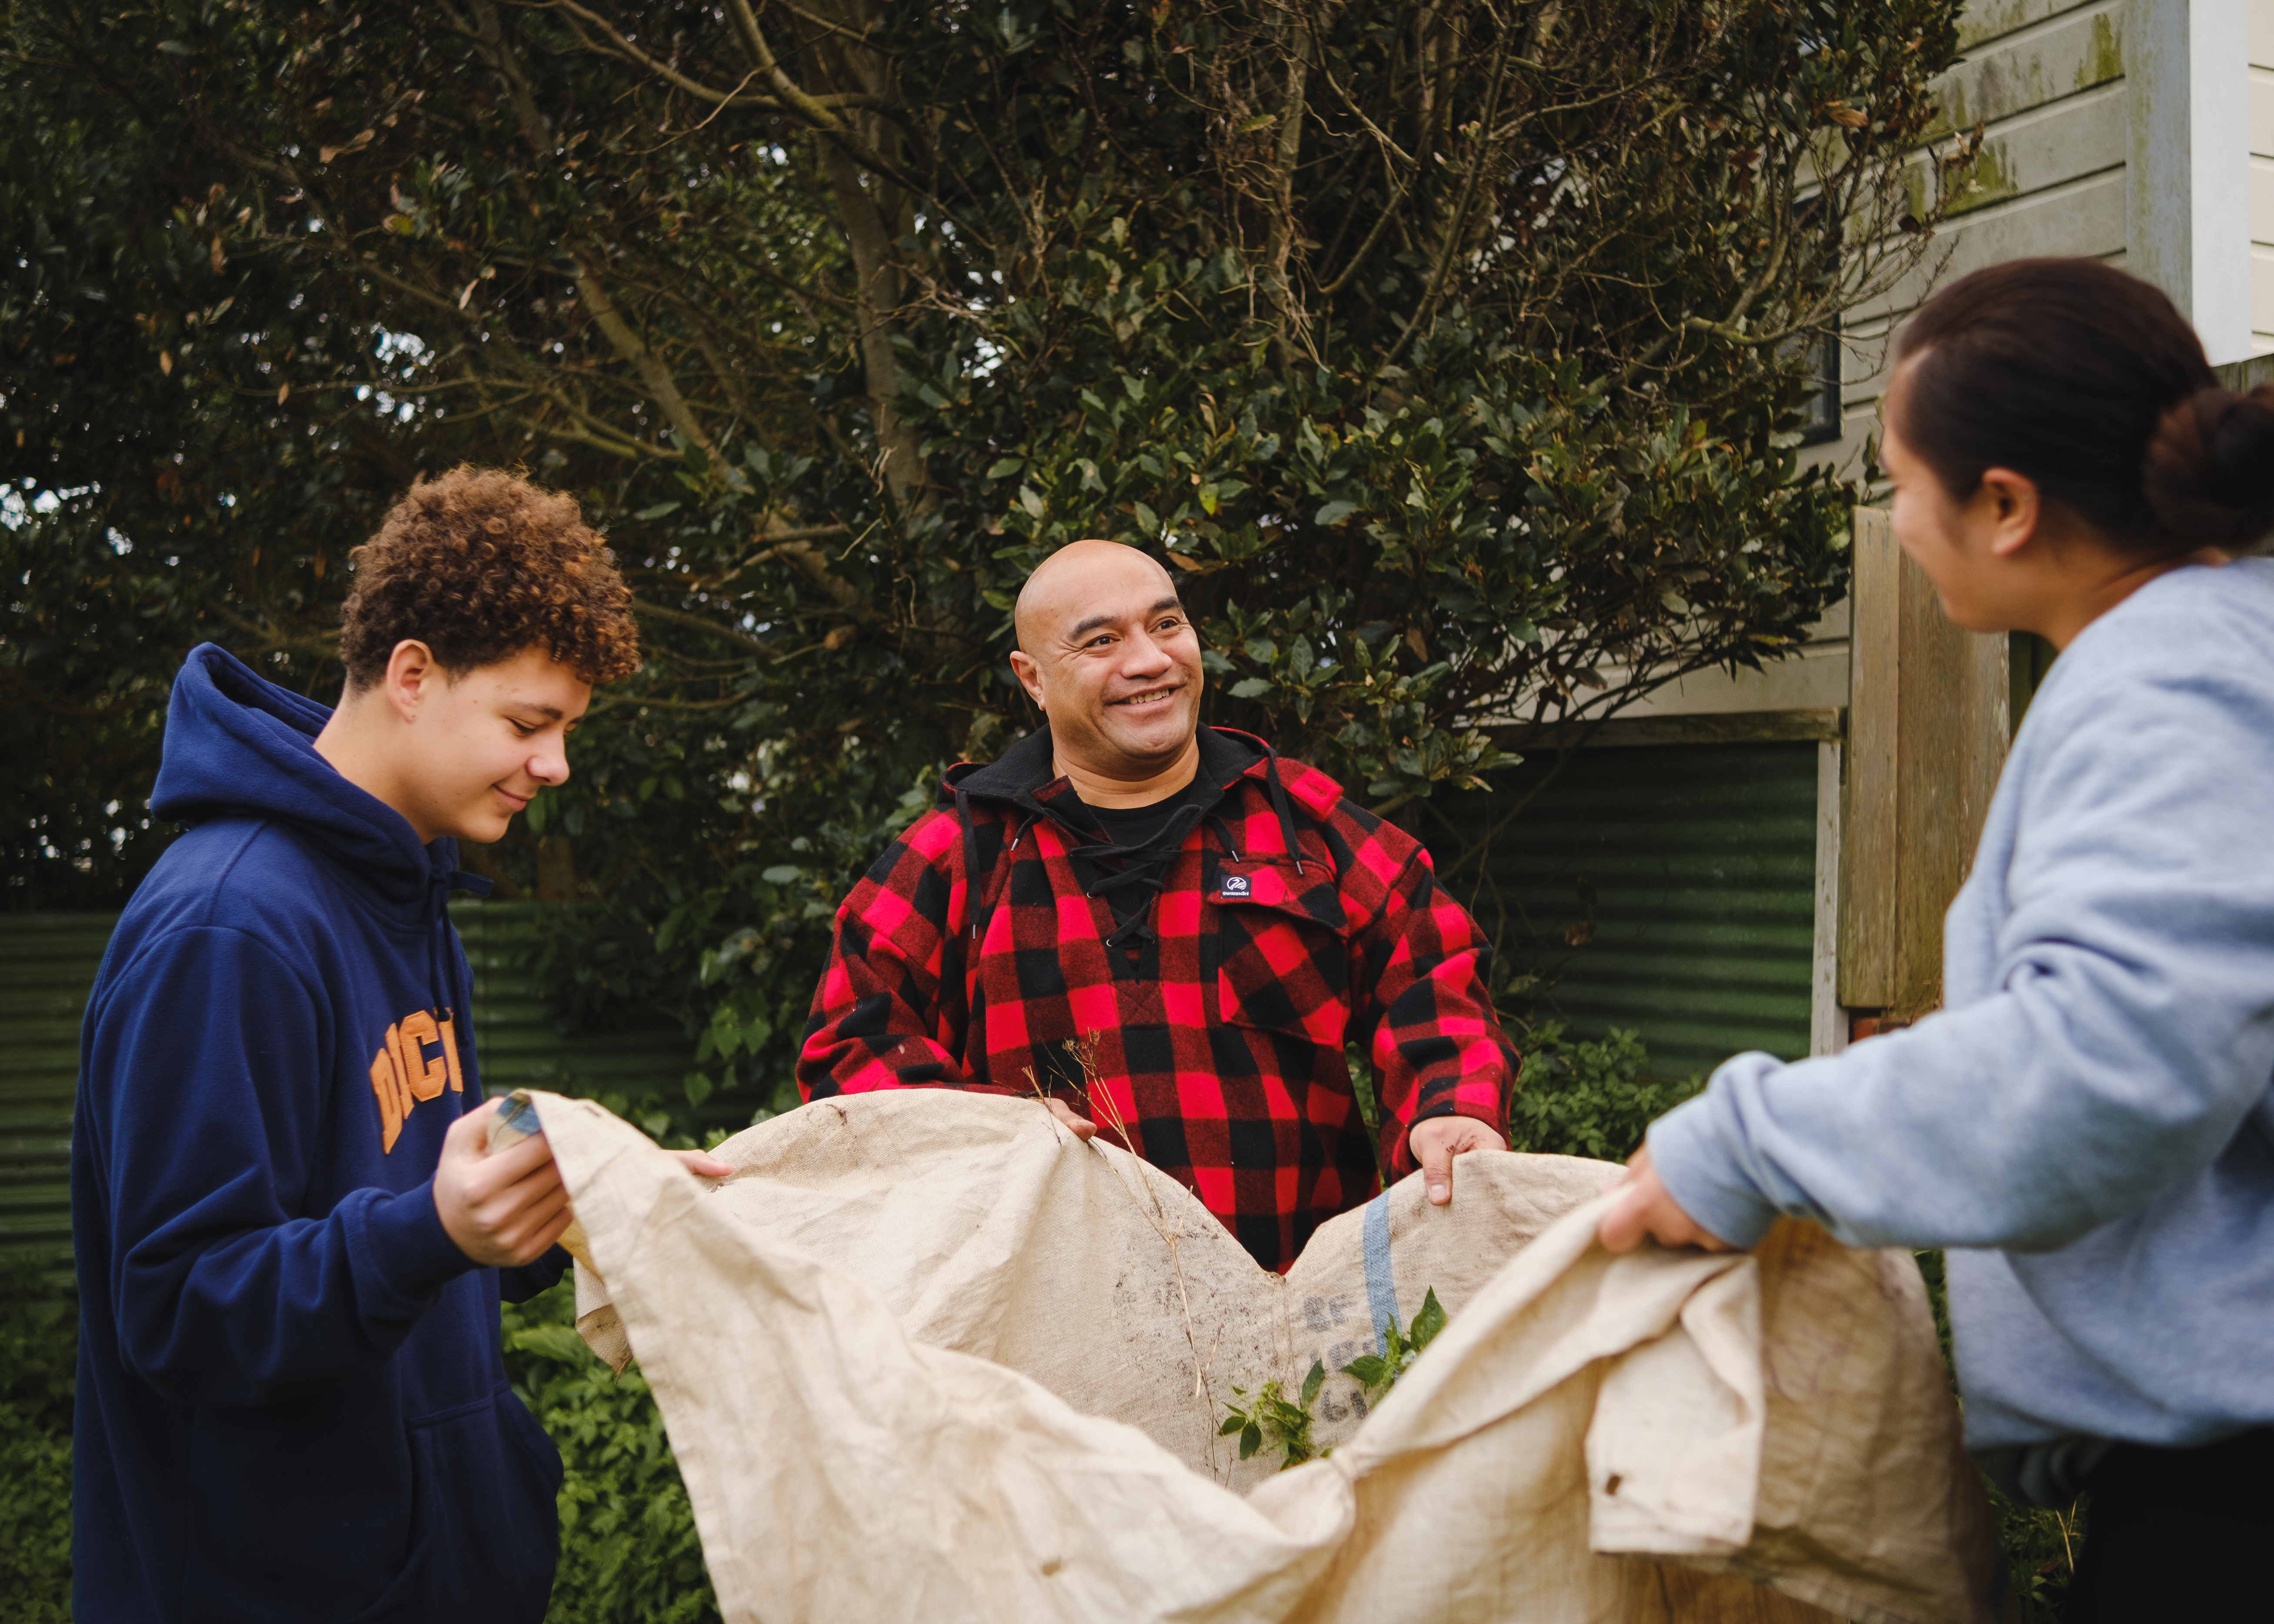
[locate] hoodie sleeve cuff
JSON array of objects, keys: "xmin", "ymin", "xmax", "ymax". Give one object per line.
[
  {"xmin": 500, "ymin": 1245, "xmax": 572, "ymax": 1304},
  {"xmin": 358, "ymin": 1179, "xmax": 479, "ymax": 1310},
  {"xmin": 1645, "ymin": 1087, "xmax": 1783, "ymax": 1251}
]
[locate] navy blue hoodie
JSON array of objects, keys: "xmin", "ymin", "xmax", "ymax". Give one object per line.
[{"xmin": 71, "ymin": 644, "xmax": 566, "ymax": 1624}]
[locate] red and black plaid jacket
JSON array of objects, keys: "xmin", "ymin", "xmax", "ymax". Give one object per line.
[{"xmin": 799, "ymin": 727, "xmax": 1516, "ymax": 1271}]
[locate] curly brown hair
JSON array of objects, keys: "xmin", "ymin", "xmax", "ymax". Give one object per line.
[{"xmin": 339, "ymin": 467, "xmax": 640, "ymax": 687}]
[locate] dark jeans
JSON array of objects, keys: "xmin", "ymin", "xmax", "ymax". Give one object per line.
[{"xmin": 2060, "ymin": 1427, "xmax": 2274, "ymax": 1621}]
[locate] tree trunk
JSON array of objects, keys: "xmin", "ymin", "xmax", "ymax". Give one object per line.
[{"xmin": 535, "ymin": 836, "xmax": 580, "ymax": 903}]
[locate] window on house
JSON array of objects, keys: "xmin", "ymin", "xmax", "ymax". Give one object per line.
[
  {"xmin": 1795, "ymin": 321, "xmax": 1842, "ymax": 444},
  {"xmin": 1789, "ymin": 190, "xmax": 1843, "ymax": 445}
]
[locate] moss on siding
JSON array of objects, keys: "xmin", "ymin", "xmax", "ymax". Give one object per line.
[
  {"xmin": 1921, "ymin": 3, "xmax": 2124, "ymax": 143},
  {"xmin": 1949, "ymin": 140, "xmax": 2018, "ymax": 217},
  {"xmin": 2080, "ymin": 11, "xmax": 2121, "ymax": 90}
]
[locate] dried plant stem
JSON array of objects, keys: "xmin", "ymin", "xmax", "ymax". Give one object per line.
[
  {"xmin": 1056, "ymin": 1039, "xmax": 1225, "ymax": 1477},
  {"xmin": 1064, "ymin": 1034, "xmax": 1139, "ymax": 1154}
]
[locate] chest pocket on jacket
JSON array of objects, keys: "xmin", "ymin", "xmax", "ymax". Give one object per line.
[{"xmin": 1206, "ymin": 853, "xmax": 1350, "ymax": 1047}]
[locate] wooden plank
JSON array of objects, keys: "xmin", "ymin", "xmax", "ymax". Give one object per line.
[
  {"xmin": 1838, "ymin": 507, "xmax": 2013, "ymax": 1020},
  {"xmin": 2216, "ymin": 353, "xmax": 2274, "ymax": 391},
  {"xmin": 1890, "ymin": 547, "xmax": 2010, "ymax": 1018},
  {"xmin": 1810, "ymin": 740, "xmax": 1847, "ymax": 1056},
  {"xmin": 1837, "ymin": 509, "xmax": 1900, "ymax": 1006}
]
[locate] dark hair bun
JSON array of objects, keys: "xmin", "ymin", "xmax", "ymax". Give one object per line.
[{"xmin": 2144, "ymin": 385, "xmax": 2274, "ymax": 554}]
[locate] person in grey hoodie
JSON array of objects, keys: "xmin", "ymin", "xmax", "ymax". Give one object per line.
[{"xmin": 1599, "ymin": 258, "xmax": 2274, "ymax": 1620}]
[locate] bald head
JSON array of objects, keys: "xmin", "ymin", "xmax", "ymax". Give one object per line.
[
  {"xmin": 1006, "ymin": 539, "xmax": 1205, "ymax": 794},
  {"xmin": 1015, "ymin": 540, "xmax": 1179, "ymax": 654}
]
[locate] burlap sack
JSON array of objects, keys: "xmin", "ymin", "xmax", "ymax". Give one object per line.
[{"xmin": 503, "ymin": 1089, "xmax": 1994, "ymax": 1624}]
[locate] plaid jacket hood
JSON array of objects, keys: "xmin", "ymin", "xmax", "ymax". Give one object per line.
[{"xmin": 799, "ymin": 726, "xmax": 1515, "ymax": 1272}]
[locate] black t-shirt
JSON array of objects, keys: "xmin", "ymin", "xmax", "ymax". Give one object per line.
[
  {"xmin": 1073, "ymin": 776, "xmax": 1213, "ymax": 935},
  {"xmin": 1081, "ymin": 776, "xmax": 1210, "ymax": 849}
]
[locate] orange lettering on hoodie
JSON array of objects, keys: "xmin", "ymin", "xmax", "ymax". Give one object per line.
[
  {"xmin": 399, "ymin": 1010, "xmax": 447, "ymax": 1101},
  {"xmin": 438, "ymin": 1012, "xmax": 466, "ymax": 1093},
  {"xmin": 368, "ymin": 1051, "xmax": 403, "ymax": 1153},
  {"xmin": 367, "ymin": 1008, "xmax": 472, "ymax": 1152}
]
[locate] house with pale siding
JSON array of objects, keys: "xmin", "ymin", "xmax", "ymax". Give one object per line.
[{"xmin": 1451, "ymin": 0, "xmax": 2266, "ymax": 1072}]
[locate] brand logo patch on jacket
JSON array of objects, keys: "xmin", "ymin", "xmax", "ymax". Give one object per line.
[
  {"xmin": 1208, "ymin": 859, "xmax": 1347, "ymax": 929},
  {"xmin": 369, "ymin": 1008, "xmax": 466, "ymax": 1153}
]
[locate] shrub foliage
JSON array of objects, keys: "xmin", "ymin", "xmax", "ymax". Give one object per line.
[
  {"xmin": 6, "ymin": 0, "xmax": 1975, "ymax": 1136},
  {"xmin": 503, "ymin": 1284, "xmax": 722, "ymax": 1624},
  {"xmin": 0, "ymin": 1263, "xmax": 74, "ymax": 1624}
]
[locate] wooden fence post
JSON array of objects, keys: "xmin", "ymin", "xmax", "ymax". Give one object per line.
[{"xmin": 1836, "ymin": 507, "xmax": 2010, "ymax": 1024}]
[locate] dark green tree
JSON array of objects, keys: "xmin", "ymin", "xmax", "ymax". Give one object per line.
[{"xmin": 3, "ymin": 0, "xmax": 1975, "ymax": 1134}]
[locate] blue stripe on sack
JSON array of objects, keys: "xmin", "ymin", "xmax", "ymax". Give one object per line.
[{"xmin": 1362, "ymin": 1190, "xmax": 1397, "ymax": 1356}]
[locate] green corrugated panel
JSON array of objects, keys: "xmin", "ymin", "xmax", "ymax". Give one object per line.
[
  {"xmin": 0, "ymin": 913, "xmax": 117, "ymax": 1263},
  {"xmin": 448, "ymin": 902, "xmax": 698, "ymax": 1103},
  {"xmin": 1422, "ymin": 742, "xmax": 1820, "ymax": 1078},
  {"xmin": 0, "ymin": 904, "xmax": 697, "ymax": 1264}
]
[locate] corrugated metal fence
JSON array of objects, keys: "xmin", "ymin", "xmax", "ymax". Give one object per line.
[
  {"xmin": 0, "ymin": 914, "xmax": 112, "ymax": 1266},
  {"xmin": 0, "ymin": 904, "xmax": 695, "ymax": 1267},
  {"xmin": 1422, "ymin": 742, "xmax": 1820, "ymax": 1078},
  {"xmin": 450, "ymin": 903, "xmax": 700, "ymax": 1107},
  {"xmin": 4, "ymin": 748, "xmax": 1821, "ymax": 1261}
]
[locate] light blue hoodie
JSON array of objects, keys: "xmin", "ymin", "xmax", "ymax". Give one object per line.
[{"xmin": 1648, "ymin": 559, "xmax": 2274, "ymax": 1504}]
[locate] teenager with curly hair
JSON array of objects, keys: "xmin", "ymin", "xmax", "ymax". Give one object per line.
[{"xmin": 70, "ymin": 467, "xmax": 725, "ymax": 1624}]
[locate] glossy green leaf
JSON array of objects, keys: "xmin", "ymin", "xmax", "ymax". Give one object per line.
[{"xmin": 1412, "ymin": 1287, "xmax": 1447, "ymax": 1349}]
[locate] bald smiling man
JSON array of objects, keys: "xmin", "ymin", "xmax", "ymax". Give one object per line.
[{"xmin": 798, "ymin": 541, "xmax": 1515, "ymax": 1272}]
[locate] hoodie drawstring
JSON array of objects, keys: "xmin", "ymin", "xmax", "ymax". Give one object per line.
[
  {"xmin": 1204, "ymin": 811, "xmax": 1241, "ymax": 865},
  {"xmin": 955, "ymin": 789, "xmax": 1036, "ymax": 950},
  {"xmin": 433, "ymin": 851, "xmax": 491, "ymax": 1105},
  {"xmin": 952, "ymin": 794, "xmax": 1036, "ymax": 1067},
  {"xmin": 1259, "ymin": 742, "xmax": 1307, "ymax": 875},
  {"xmin": 956, "ymin": 788, "xmax": 980, "ymax": 940}
]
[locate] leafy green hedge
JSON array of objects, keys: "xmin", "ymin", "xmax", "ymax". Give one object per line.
[
  {"xmin": 0, "ymin": 1264, "xmax": 73, "ymax": 1624},
  {"xmin": 0, "ymin": 1260, "xmax": 719, "ymax": 1624},
  {"xmin": 502, "ymin": 1283, "xmax": 721, "ymax": 1623},
  {"xmin": 1503, "ymin": 1022, "xmax": 1704, "ymax": 1162}
]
